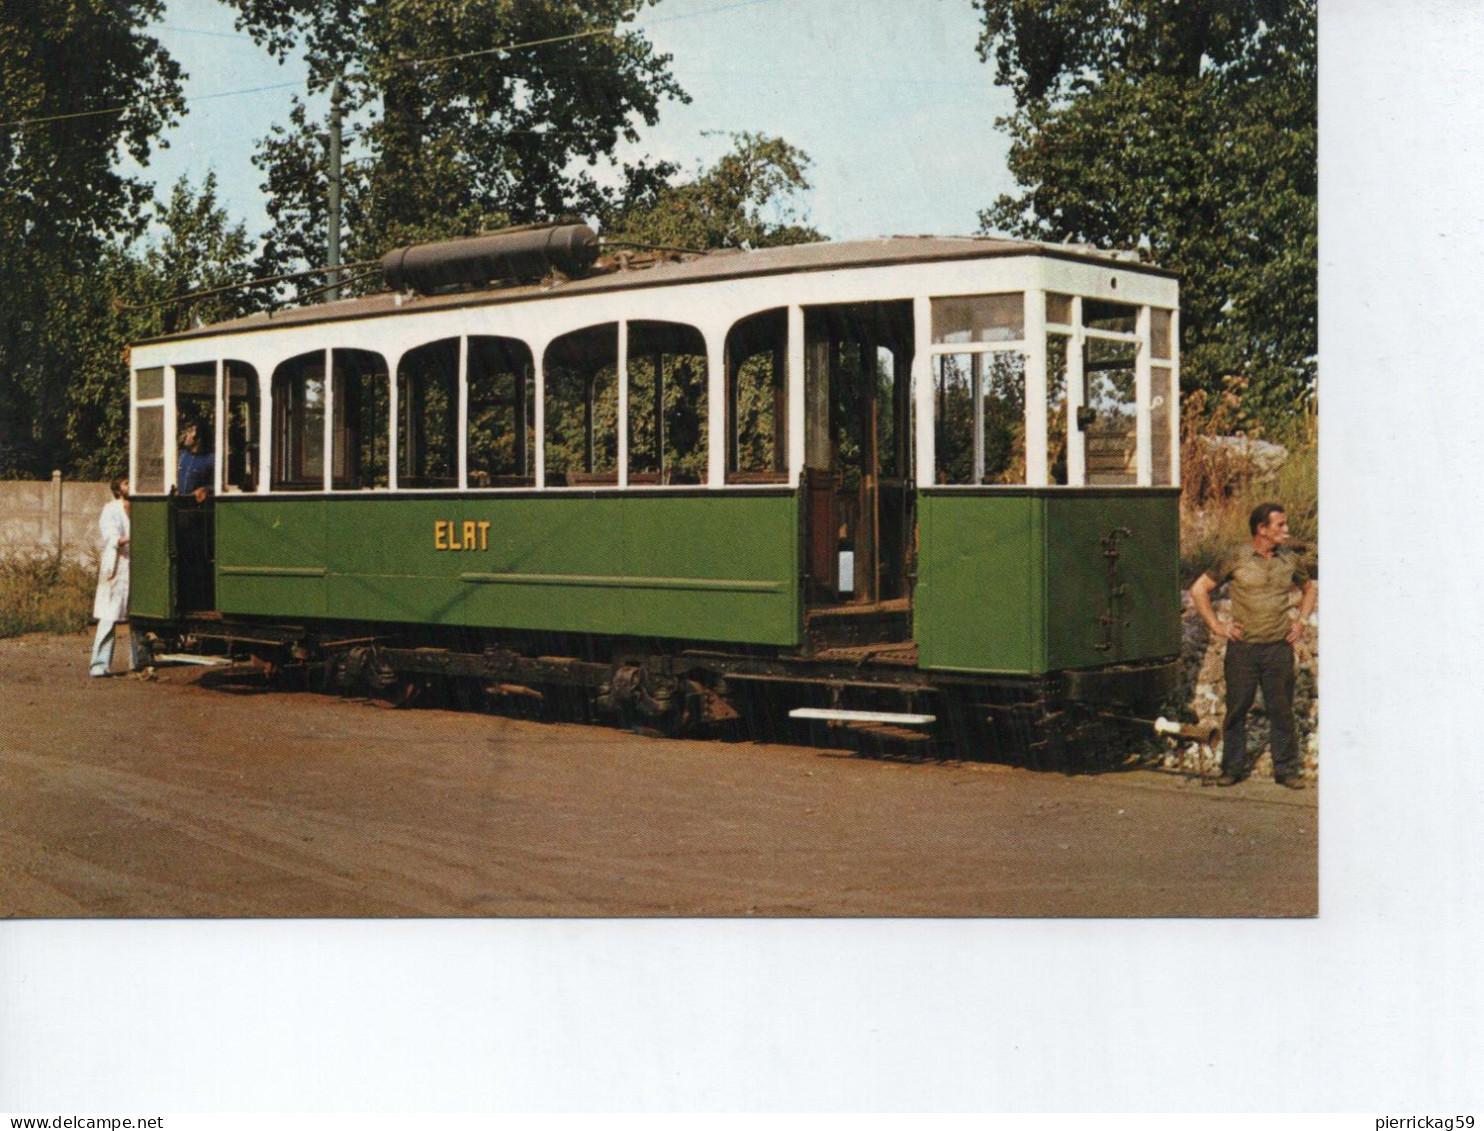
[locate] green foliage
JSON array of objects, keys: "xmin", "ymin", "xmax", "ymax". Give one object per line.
[
  {"xmin": 232, "ymin": 0, "xmax": 688, "ymax": 289},
  {"xmin": 975, "ymin": 0, "xmax": 1316, "ymax": 428},
  {"xmin": 0, "ymin": 0, "xmax": 183, "ymax": 478},
  {"xmin": 1, "ymin": 171, "xmax": 264, "ymax": 480},
  {"xmin": 604, "ymin": 132, "xmax": 822, "ymax": 251},
  {"xmin": 66, "ymin": 175, "xmax": 261, "ymax": 481}
]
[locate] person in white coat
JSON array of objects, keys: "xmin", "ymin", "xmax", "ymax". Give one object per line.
[{"xmin": 90, "ymin": 477, "xmax": 141, "ymax": 677}]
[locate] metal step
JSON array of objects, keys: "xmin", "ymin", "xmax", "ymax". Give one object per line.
[{"xmin": 789, "ymin": 707, "xmax": 936, "ymax": 726}]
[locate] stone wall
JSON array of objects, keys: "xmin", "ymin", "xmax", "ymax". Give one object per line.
[{"xmin": 0, "ymin": 476, "xmax": 113, "ymax": 566}]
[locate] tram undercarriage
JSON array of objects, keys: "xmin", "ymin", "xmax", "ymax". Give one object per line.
[{"xmin": 134, "ymin": 612, "xmax": 1186, "ymax": 772}]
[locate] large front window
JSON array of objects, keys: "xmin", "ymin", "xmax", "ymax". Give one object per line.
[
  {"xmin": 927, "ymin": 291, "xmax": 1178, "ymax": 488},
  {"xmin": 934, "ymin": 352, "xmax": 1026, "ymax": 485},
  {"xmin": 931, "ymin": 293, "xmax": 1027, "ymax": 486}
]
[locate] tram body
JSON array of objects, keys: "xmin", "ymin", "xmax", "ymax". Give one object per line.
[{"xmin": 125, "ymin": 231, "xmax": 1182, "ymax": 760}]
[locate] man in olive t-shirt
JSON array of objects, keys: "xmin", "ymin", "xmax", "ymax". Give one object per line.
[{"xmin": 1189, "ymin": 502, "xmax": 1318, "ymax": 789}]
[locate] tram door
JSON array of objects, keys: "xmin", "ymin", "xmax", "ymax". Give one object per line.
[
  {"xmin": 171, "ymin": 363, "xmax": 217, "ymax": 613},
  {"xmin": 802, "ymin": 302, "xmax": 915, "ymax": 617}
]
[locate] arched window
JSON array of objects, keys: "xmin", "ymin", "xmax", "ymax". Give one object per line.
[
  {"xmin": 271, "ymin": 349, "xmax": 389, "ymax": 490},
  {"xmin": 224, "ymin": 360, "xmax": 259, "ymax": 493},
  {"xmin": 544, "ymin": 324, "xmax": 618, "ymax": 486},
  {"xmin": 331, "ymin": 348, "xmax": 389, "ymax": 489},
  {"xmin": 271, "ymin": 352, "xmax": 326, "ymax": 491},
  {"xmin": 725, "ymin": 309, "xmax": 787, "ymax": 484},
  {"xmin": 466, "ymin": 335, "xmax": 535, "ymax": 488},
  {"xmin": 170, "ymin": 361, "xmax": 218, "ymax": 497},
  {"xmin": 397, "ymin": 339, "xmax": 459, "ymax": 488},
  {"xmin": 627, "ymin": 321, "xmax": 707, "ymax": 485}
]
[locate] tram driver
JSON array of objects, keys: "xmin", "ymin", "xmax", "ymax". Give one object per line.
[{"xmin": 177, "ymin": 418, "xmax": 215, "ymax": 504}]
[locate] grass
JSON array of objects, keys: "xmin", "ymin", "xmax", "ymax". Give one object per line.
[{"xmin": 0, "ymin": 554, "xmax": 98, "ymax": 638}]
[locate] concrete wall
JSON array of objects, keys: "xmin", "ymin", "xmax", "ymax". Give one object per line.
[{"xmin": 0, "ymin": 475, "xmax": 114, "ymax": 565}]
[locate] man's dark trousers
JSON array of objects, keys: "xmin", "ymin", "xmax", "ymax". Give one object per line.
[{"xmin": 1222, "ymin": 639, "xmax": 1301, "ymax": 780}]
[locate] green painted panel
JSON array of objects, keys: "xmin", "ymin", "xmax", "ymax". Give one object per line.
[
  {"xmin": 129, "ymin": 498, "xmax": 174, "ymax": 619},
  {"xmin": 915, "ymin": 489, "xmax": 1180, "ymax": 675},
  {"xmin": 217, "ymin": 498, "xmax": 328, "ymax": 618},
  {"xmin": 215, "ymin": 492, "xmax": 800, "ymax": 645},
  {"xmin": 1045, "ymin": 492, "xmax": 1180, "ymax": 667},
  {"xmin": 915, "ymin": 494, "xmax": 1044, "ymax": 673},
  {"xmin": 620, "ymin": 493, "xmax": 799, "ymax": 644}
]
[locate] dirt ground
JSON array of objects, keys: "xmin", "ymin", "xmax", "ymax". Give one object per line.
[{"xmin": 0, "ymin": 631, "xmax": 1316, "ymax": 917}]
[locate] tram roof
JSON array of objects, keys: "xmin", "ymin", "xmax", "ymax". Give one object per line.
[{"xmin": 141, "ymin": 234, "xmax": 1177, "ymax": 345}]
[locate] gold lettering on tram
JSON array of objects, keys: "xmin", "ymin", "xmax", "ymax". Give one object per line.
[{"xmin": 434, "ymin": 520, "xmax": 491, "ymax": 551}]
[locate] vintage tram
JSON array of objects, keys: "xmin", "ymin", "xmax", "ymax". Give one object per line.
[{"xmin": 125, "ymin": 224, "xmax": 1185, "ymax": 765}]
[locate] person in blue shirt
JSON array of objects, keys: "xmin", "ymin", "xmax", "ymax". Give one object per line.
[{"xmin": 177, "ymin": 419, "xmax": 215, "ymax": 503}]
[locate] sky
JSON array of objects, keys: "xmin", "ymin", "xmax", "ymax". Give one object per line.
[{"xmin": 136, "ymin": 0, "xmax": 1018, "ymax": 251}]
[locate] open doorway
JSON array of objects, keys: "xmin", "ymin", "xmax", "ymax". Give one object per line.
[
  {"xmin": 173, "ymin": 362, "xmax": 217, "ymax": 613},
  {"xmin": 801, "ymin": 301, "xmax": 914, "ymax": 643}
]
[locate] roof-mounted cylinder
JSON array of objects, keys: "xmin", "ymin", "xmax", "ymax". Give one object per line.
[{"xmin": 381, "ymin": 223, "xmax": 600, "ymax": 294}]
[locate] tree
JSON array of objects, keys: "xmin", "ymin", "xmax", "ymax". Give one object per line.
[
  {"xmin": 975, "ymin": 0, "xmax": 1316, "ymax": 429},
  {"xmin": 602, "ymin": 132, "xmax": 823, "ymax": 251},
  {"xmin": 64, "ymin": 175, "xmax": 262, "ymax": 480},
  {"xmin": 229, "ymin": 0, "xmax": 688, "ymax": 290},
  {"xmin": 134, "ymin": 173, "xmax": 264, "ymax": 334},
  {"xmin": 0, "ymin": 0, "xmax": 183, "ymax": 476}
]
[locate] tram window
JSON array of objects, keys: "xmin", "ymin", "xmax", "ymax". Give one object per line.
[
  {"xmin": 135, "ymin": 367, "xmax": 164, "ymax": 402},
  {"xmin": 134, "ymin": 405, "xmax": 166, "ymax": 494},
  {"xmin": 876, "ymin": 345, "xmax": 905, "ymax": 481},
  {"xmin": 725, "ymin": 308, "xmax": 787, "ymax": 483},
  {"xmin": 544, "ymin": 324, "xmax": 618, "ymax": 486},
  {"xmin": 1047, "ymin": 334, "xmax": 1071, "ymax": 486},
  {"xmin": 332, "ymin": 349, "xmax": 389, "ymax": 489},
  {"xmin": 272, "ymin": 353, "xmax": 326, "ymax": 490},
  {"xmin": 467, "ymin": 336, "xmax": 534, "ymax": 488},
  {"xmin": 1151, "ymin": 308, "xmax": 1173, "ymax": 360},
  {"xmin": 133, "ymin": 368, "xmax": 166, "ymax": 494},
  {"xmin": 223, "ymin": 361, "xmax": 259, "ymax": 493},
  {"xmin": 934, "ymin": 352, "xmax": 1026, "ymax": 486},
  {"xmin": 1151, "ymin": 364, "xmax": 1175, "ymax": 487},
  {"xmin": 1046, "ymin": 292, "xmax": 1073, "ymax": 326},
  {"xmin": 397, "ymin": 339, "xmax": 459, "ymax": 488},
  {"xmin": 1084, "ymin": 337, "xmax": 1137, "ymax": 485},
  {"xmin": 173, "ymin": 362, "xmax": 217, "ymax": 494},
  {"xmin": 628, "ymin": 321, "xmax": 707, "ymax": 486},
  {"xmin": 1083, "ymin": 298, "xmax": 1138, "ymax": 334},
  {"xmin": 931, "ymin": 293, "xmax": 1024, "ymax": 345},
  {"xmin": 174, "ymin": 361, "xmax": 215, "ymax": 432}
]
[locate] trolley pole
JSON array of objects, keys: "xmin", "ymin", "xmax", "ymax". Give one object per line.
[{"xmin": 325, "ymin": 78, "xmax": 343, "ymax": 303}]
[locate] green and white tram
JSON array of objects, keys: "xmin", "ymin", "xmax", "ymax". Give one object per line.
[{"xmin": 126, "ymin": 224, "xmax": 1183, "ymax": 763}]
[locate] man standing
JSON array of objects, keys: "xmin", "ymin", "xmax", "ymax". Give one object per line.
[
  {"xmin": 90, "ymin": 477, "xmax": 140, "ymax": 677},
  {"xmin": 177, "ymin": 418, "xmax": 214, "ymax": 503},
  {"xmin": 1189, "ymin": 502, "xmax": 1318, "ymax": 788}
]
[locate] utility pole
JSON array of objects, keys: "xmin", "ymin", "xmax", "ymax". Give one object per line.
[{"xmin": 325, "ymin": 78, "xmax": 344, "ymax": 303}]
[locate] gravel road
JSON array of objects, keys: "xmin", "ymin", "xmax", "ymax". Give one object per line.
[{"xmin": 0, "ymin": 632, "xmax": 1316, "ymax": 917}]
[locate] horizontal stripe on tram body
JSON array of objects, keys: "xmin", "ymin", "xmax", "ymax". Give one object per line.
[{"xmin": 456, "ymin": 572, "xmax": 784, "ymax": 594}]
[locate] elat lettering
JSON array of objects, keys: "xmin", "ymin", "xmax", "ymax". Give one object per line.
[{"xmin": 434, "ymin": 519, "xmax": 491, "ymax": 551}]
